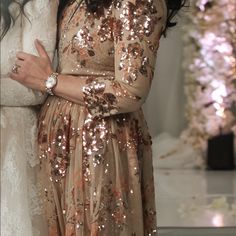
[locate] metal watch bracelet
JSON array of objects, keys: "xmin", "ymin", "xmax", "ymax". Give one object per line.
[{"xmin": 45, "ymin": 72, "xmax": 59, "ymax": 96}]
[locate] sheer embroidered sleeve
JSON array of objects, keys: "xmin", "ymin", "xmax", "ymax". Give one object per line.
[{"xmin": 82, "ymin": 0, "xmax": 166, "ymax": 118}]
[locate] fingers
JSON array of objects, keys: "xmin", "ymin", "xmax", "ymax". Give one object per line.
[
  {"xmin": 11, "ymin": 64, "xmax": 23, "ymax": 74},
  {"xmin": 35, "ymin": 39, "xmax": 50, "ymax": 60},
  {"xmin": 15, "ymin": 58, "xmax": 24, "ymax": 67},
  {"xmin": 9, "ymin": 72, "xmax": 20, "ymax": 80},
  {"xmin": 12, "ymin": 58, "xmax": 25, "ymax": 75},
  {"xmin": 10, "ymin": 64, "xmax": 25, "ymax": 81},
  {"xmin": 16, "ymin": 52, "xmax": 31, "ymax": 60}
]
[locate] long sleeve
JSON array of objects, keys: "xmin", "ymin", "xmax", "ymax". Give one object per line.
[
  {"xmin": 22, "ymin": 0, "xmax": 58, "ymax": 60},
  {"xmin": 0, "ymin": 78, "xmax": 46, "ymax": 106},
  {"xmin": 0, "ymin": 0, "xmax": 58, "ymax": 106},
  {"xmin": 82, "ymin": 0, "xmax": 167, "ymax": 118}
]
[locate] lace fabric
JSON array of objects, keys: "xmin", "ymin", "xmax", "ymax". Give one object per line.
[
  {"xmin": 0, "ymin": 0, "xmax": 58, "ymax": 235},
  {"xmin": 0, "ymin": 107, "xmax": 47, "ymax": 236},
  {"xmin": 0, "ymin": 107, "xmax": 49, "ymax": 236}
]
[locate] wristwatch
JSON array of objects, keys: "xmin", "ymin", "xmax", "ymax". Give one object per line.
[{"xmin": 45, "ymin": 72, "xmax": 59, "ymax": 96}]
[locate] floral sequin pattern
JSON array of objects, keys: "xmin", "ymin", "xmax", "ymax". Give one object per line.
[
  {"xmin": 39, "ymin": 110, "xmax": 76, "ymax": 183},
  {"xmin": 49, "ymin": 124, "xmax": 71, "ymax": 182},
  {"xmin": 72, "ymin": 26, "xmax": 95, "ymax": 57},
  {"xmin": 112, "ymin": 81, "xmax": 141, "ymax": 101},
  {"xmin": 82, "ymin": 115, "xmax": 109, "ymax": 182},
  {"xmin": 92, "ymin": 181, "xmax": 129, "ymax": 232},
  {"xmin": 114, "ymin": 0, "xmax": 161, "ymax": 41},
  {"xmin": 114, "ymin": 114, "xmax": 152, "ymax": 151},
  {"xmin": 119, "ymin": 42, "xmax": 149, "ymax": 85},
  {"xmin": 97, "ymin": 17, "xmax": 114, "ymax": 42},
  {"xmin": 83, "ymin": 77, "xmax": 119, "ymax": 118}
]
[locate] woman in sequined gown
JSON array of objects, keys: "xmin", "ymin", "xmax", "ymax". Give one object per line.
[{"xmin": 10, "ymin": 0, "xmax": 186, "ymax": 235}]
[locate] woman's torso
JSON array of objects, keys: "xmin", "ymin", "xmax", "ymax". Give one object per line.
[{"xmin": 39, "ymin": 0, "xmax": 165, "ymax": 156}]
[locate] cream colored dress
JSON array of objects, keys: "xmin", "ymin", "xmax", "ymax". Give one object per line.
[
  {"xmin": 0, "ymin": 0, "xmax": 58, "ymax": 235},
  {"xmin": 38, "ymin": 0, "xmax": 167, "ymax": 235}
]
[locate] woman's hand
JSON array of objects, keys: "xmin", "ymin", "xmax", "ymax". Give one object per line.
[{"xmin": 10, "ymin": 39, "xmax": 53, "ymax": 92}]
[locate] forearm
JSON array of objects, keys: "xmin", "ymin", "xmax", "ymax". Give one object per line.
[
  {"xmin": 53, "ymin": 74, "xmax": 86, "ymax": 106},
  {"xmin": 51, "ymin": 73, "xmax": 146, "ymax": 118}
]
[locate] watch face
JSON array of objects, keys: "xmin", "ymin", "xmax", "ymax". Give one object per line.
[{"xmin": 46, "ymin": 76, "xmax": 56, "ymax": 89}]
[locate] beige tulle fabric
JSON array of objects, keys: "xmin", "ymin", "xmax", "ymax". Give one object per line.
[{"xmin": 38, "ymin": 0, "xmax": 166, "ymax": 235}]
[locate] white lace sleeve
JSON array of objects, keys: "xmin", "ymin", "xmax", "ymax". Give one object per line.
[
  {"xmin": 23, "ymin": 0, "xmax": 58, "ymax": 60},
  {"xmin": 0, "ymin": 0, "xmax": 58, "ymax": 107},
  {"xmin": 0, "ymin": 2, "xmax": 58, "ymax": 236},
  {"xmin": 22, "ymin": 0, "xmax": 58, "ymax": 103},
  {"xmin": 19, "ymin": 0, "xmax": 59, "ymax": 163},
  {"xmin": 0, "ymin": 78, "xmax": 46, "ymax": 106}
]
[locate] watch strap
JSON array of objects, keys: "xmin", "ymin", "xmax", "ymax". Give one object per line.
[{"xmin": 45, "ymin": 72, "xmax": 59, "ymax": 96}]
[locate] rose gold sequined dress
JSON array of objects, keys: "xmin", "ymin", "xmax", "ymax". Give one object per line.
[{"xmin": 38, "ymin": 0, "xmax": 166, "ymax": 235}]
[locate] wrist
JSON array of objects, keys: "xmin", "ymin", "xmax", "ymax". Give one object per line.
[{"xmin": 45, "ymin": 72, "xmax": 59, "ymax": 96}]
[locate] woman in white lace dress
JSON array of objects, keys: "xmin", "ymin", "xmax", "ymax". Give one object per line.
[{"xmin": 0, "ymin": 0, "xmax": 58, "ymax": 235}]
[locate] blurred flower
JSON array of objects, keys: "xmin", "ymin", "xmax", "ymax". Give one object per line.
[{"xmin": 181, "ymin": 0, "xmax": 236, "ymax": 156}]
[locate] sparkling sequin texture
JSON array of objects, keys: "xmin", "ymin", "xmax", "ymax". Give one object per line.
[
  {"xmin": 73, "ymin": 26, "xmax": 95, "ymax": 56},
  {"xmin": 98, "ymin": 17, "xmax": 114, "ymax": 42},
  {"xmin": 83, "ymin": 77, "xmax": 118, "ymax": 117},
  {"xmin": 38, "ymin": 0, "xmax": 166, "ymax": 235},
  {"xmin": 118, "ymin": 0, "xmax": 160, "ymax": 41},
  {"xmin": 119, "ymin": 42, "xmax": 150, "ymax": 84}
]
